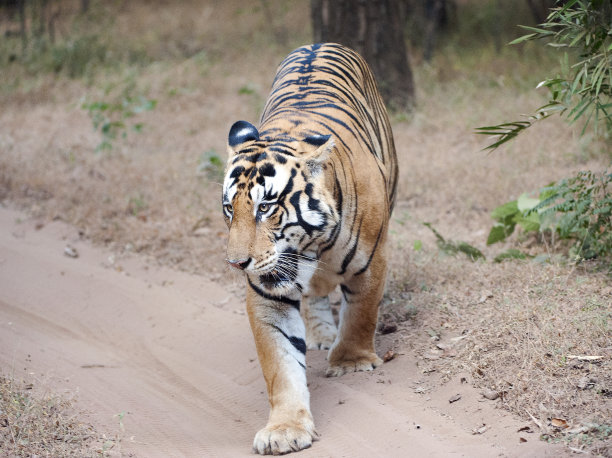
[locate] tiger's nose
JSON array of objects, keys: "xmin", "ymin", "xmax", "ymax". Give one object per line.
[{"xmin": 227, "ymin": 258, "xmax": 251, "ymax": 270}]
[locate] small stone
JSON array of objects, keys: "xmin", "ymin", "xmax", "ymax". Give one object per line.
[
  {"xmin": 379, "ymin": 322, "xmax": 398, "ymax": 334},
  {"xmin": 64, "ymin": 245, "xmax": 78, "ymax": 258},
  {"xmin": 481, "ymin": 389, "xmax": 500, "ymax": 400}
]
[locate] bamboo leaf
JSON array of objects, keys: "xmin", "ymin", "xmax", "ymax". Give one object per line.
[{"xmin": 509, "ymin": 33, "xmax": 539, "ymax": 45}]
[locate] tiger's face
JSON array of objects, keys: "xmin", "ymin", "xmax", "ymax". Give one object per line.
[{"xmin": 222, "ymin": 121, "xmax": 337, "ymax": 292}]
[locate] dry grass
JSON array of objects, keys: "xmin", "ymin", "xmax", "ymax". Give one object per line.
[
  {"xmin": 384, "ymin": 253, "xmax": 611, "ymax": 440},
  {"xmin": 0, "ymin": 0, "xmax": 611, "ymax": 454},
  {"xmin": 0, "ymin": 374, "xmax": 114, "ymax": 456}
]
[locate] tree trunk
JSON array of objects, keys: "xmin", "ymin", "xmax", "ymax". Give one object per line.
[
  {"xmin": 423, "ymin": 0, "xmax": 447, "ymax": 62},
  {"xmin": 18, "ymin": 0, "xmax": 26, "ymax": 56},
  {"xmin": 311, "ymin": 0, "xmax": 415, "ymax": 111},
  {"xmin": 526, "ymin": 0, "xmax": 554, "ymax": 24}
]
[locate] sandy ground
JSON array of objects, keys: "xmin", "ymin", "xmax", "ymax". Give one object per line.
[{"xmin": 0, "ymin": 205, "xmax": 571, "ymax": 457}]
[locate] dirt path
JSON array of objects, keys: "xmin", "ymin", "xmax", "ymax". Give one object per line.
[{"xmin": 0, "ymin": 206, "xmax": 569, "ymax": 457}]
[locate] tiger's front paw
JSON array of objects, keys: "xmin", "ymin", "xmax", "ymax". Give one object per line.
[
  {"xmin": 325, "ymin": 347, "xmax": 382, "ymax": 377},
  {"xmin": 253, "ymin": 421, "xmax": 318, "ymax": 455},
  {"xmin": 303, "ymin": 296, "xmax": 337, "ymax": 350},
  {"xmin": 305, "ymin": 323, "xmax": 337, "ymax": 350}
]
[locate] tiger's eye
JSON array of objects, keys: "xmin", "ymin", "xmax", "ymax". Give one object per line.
[
  {"xmin": 224, "ymin": 204, "xmax": 233, "ymax": 214},
  {"xmin": 259, "ymin": 203, "xmax": 269, "ymax": 213}
]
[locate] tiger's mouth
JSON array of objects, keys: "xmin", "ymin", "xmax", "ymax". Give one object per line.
[
  {"xmin": 259, "ymin": 250, "xmax": 299, "ymax": 288},
  {"xmin": 259, "ymin": 269, "xmax": 292, "ymax": 288}
]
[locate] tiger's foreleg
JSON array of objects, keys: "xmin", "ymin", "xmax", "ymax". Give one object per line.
[
  {"xmin": 247, "ymin": 286, "xmax": 317, "ymax": 455},
  {"xmin": 325, "ymin": 249, "xmax": 386, "ymax": 377}
]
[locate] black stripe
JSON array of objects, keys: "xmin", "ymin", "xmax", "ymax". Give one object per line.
[
  {"xmin": 268, "ymin": 324, "xmax": 307, "ymax": 356},
  {"xmin": 319, "ymin": 174, "xmax": 343, "ymax": 254},
  {"xmin": 339, "ymin": 220, "xmax": 361, "ymax": 275},
  {"xmin": 267, "ymin": 325, "xmax": 307, "ymax": 369},
  {"xmin": 355, "ymin": 224, "xmax": 384, "ymax": 276},
  {"xmin": 289, "ymin": 336, "xmax": 307, "ymax": 355},
  {"xmin": 247, "ymin": 277, "xmax": 300, "ymax": 310},
  {"xmin": 340, "ymin": 284, "xmax": 353, "ymax": 297}
]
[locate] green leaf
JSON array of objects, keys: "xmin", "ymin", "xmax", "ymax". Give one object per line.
[
  {"xmin": 422, "ymin": 222, "xmax": 445, "ymax": 243},
  {"xmin": 491, "ymin": 200, "xmax": 519, "ymax": 220},
  {"xmin": 509, "ymin": 33, "xmax": 539, "ymax": 45},
  {"xmin": 457, "ymin": 242, "xmax": 486, "ymax": 261},
  {"xmin": 413, "ymin": 240, "xmax": 423, "ymax": 251},
  {"xmin": 516, "ymin": 25, "xmax": 553, "ymax": 35},
  {"xmin": 494, "ymin": 249, "xmax": 529, "ymax": 263},
  {"xmin": 514, "ymin": 212, "xmax": 540, "ymax": 232},
  {"xmin": 517, "ymin": 193, "xmax": 540, "ymax": 213},
  {"xmin": 487, "ymin": 224, "xmax": 510, "ymax": 245},
  {"xmin": 238, "ymin": 85, "xmax": 256, "ymax": 95},
  {"xmin": 536, "ymin": 78, "xmax": 566, "ymax": 89}
]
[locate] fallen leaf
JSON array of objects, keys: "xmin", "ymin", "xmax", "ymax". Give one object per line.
[
  {"xmin": 449, "ymin": 394, "xmax": 462, "ymax": 403},
  {"xmin": 517, "ymin": 426, "xmax": 533, "ymax": 433},
  {"xmin": 383, "ymin": 349, "xmax": 396, "ymax": 362},
  {"xmin": 566, "ymin": 355, "xmax": 604, "ymax": 361},
  {"xmin": 519, "ymin": 437, "xmax": 527, "ymax": 443},
  {"xmin": 551, "ymin": 418, "xmax": 569, "ymax": 429}
]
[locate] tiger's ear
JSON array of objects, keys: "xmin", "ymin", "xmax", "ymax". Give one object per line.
[
  {"xmin": 300, "ymin": 134, "xmax": 335, "ymax": 164},
  {"xmin": 227, "ymin": 121, "xmax": 259, "ymax": 157}
]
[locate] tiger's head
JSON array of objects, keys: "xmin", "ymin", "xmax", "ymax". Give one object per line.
[{"xmin": 222, "ymin": 121, "xmax": 338, "ymax": 291}]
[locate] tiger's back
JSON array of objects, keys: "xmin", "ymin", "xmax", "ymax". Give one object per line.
[{"xmin": 260, "ymin": 43, "xmax": 398, "ymax": 212}]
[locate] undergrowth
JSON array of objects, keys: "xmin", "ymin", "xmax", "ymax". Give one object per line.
[
  {"xmin": 477, "ymin": 0, "xmax": 612, "ymax": 272},
  {"xmin": 0, "ymin": 375, "xmax": 107, "ymax": 456},
  {"xmin": 487, "ymin": 170, "xmax": 611, "ymax": 267},
  {"xmin": 81, "ymin": 84, "xmax": 157, "ymax": 151}
]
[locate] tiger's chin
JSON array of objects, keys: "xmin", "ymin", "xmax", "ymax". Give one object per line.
[{"xmin": 259, "ymin": 270, "xmax": 297, "ymax": 291}]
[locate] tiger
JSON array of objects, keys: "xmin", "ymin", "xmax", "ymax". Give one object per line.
[{"xmin": 222, "ymin": 43, "xmax": 398, "ymax": 455}]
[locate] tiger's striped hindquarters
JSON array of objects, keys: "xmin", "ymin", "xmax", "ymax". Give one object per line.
[{"xmin": 222, "ymin": 43, "xmax": 398, "ymax": 455}]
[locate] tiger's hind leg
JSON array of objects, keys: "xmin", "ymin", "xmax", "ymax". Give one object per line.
[
  {"xmin": 301, "ymin": 295, "xmax": 337, "ymax": 350},
  {"xmin": 325, "ymin": 251, "xmax": 386, "ymax": 377}
]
